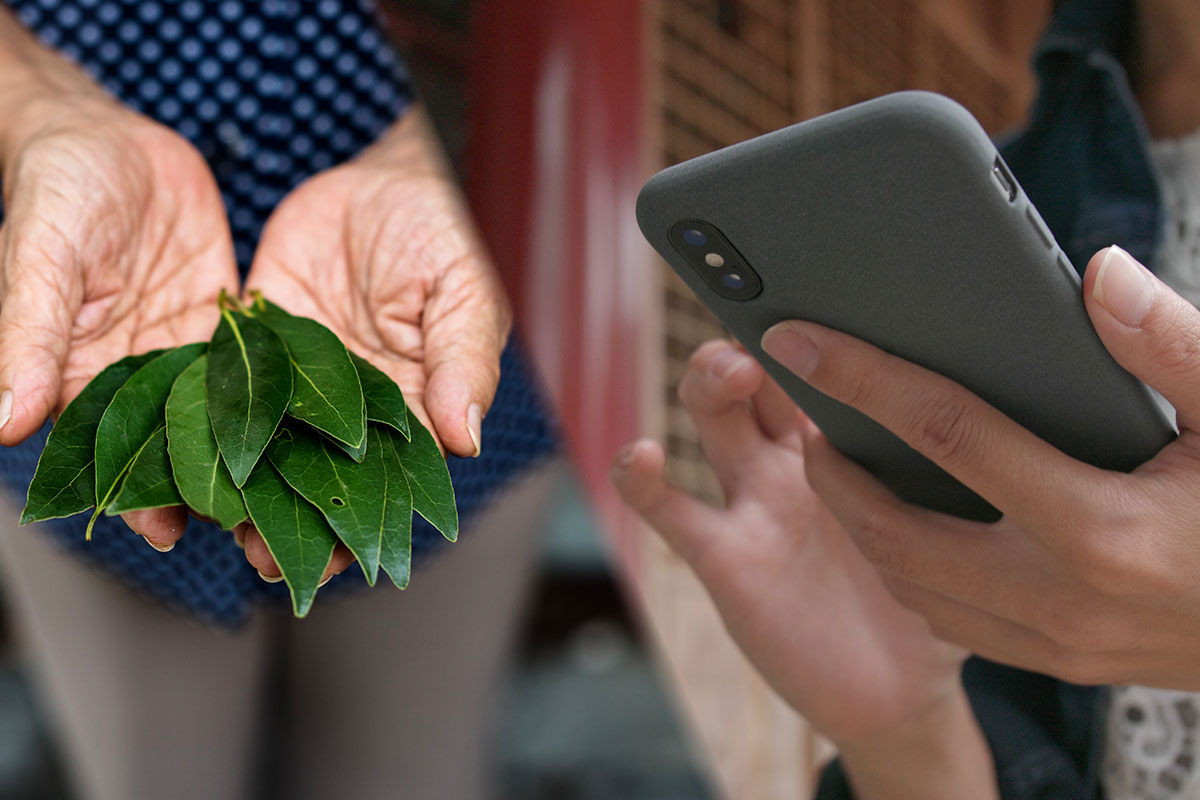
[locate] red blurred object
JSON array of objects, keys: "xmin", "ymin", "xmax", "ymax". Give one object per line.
[{"xmin": 467, "ymin": 0, "xmax": 648, "ymax": 565}]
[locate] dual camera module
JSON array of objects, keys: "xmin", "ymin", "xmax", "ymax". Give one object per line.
[{"xmin": 670, "ymin": 221, "xmax": 762, "ymax": 301}]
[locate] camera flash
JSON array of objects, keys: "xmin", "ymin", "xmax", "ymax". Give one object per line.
[{"xmin": 705, "ymin": 253, "xmax": 725, "ymax": 267}]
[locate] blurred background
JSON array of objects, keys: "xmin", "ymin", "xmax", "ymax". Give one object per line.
[{"xmin": 0, "ymin": 1, "xmax": 1057, "ymax": 798}]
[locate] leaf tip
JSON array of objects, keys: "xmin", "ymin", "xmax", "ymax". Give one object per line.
[{"xmin": 291, "ymin": 588, "xmax": 316, "ymax": 619}]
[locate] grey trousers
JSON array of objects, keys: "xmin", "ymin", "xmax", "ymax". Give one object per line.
[{"xmin": 0, "ymin": 462, "xmax": 557, "ymax": 800}]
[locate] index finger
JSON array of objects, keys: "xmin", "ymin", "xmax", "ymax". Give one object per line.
[
  {"xmin": 761, "ymin": 320, "xmax": 1108, "ymax": 529},
  {"xmin": 420, "ymin": 259, "xmax": 511, "ymax": 459}
]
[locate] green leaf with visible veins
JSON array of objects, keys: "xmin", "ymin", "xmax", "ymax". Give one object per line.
[
  {"xmin": 267, "ymin": 423, "xmax": 385, "ymax": 585},
  {"xmin": 240, "ymin": 462, "xmax": 337, "ymax": 617},
  {"xmin": 325, "ymin": 429, "xmax": 367, "ymax": 463},
  {"xmin": 22, "ymin": 349, "xmax": 163, "ymax": 525},
  {"xmin": 92, "ymin": 344, "xmax": 206, "ymax": 537},
  {"xmin": 383, "ymin": 410, "xmax": 458, "ymax": 542},
  {"xmin": 376, "ymin": 426, "xmax": 413, "ymax": 589},
  {"xmin": 253, "ymin": 299, "xmax": 366, "ymax": 451},
  {"xmin": 207, "ymin": 309, "xmax": 292, "ymax": 487},
  {"xmin": 108, "ymin": 426, "xmax": 182, "ymax": 514},
  {"xmin": 165, "ymin": 356, "xmax": 247, "ymax": 530},
  {"xmin": 351, "ymin": 352, "xmax": 410, "ymax": 440}
]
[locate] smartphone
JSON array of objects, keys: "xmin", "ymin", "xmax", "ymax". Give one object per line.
[{"xmin": 636, "ymin": 91, "xmax": 1175, "ymax": 521}]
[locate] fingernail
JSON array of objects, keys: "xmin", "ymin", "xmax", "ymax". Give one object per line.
[
  {"xmin": 709, "ymin": 349, "xmax": 751, "ymax": 380},
  {"xmin": 1094, "ymin": 245, "xmax": 1155, "ymax": 328},
  {"xmin": 318, "ymin": 575, "xmax": 333, "ymax": 588},
  {"xmin": 0, "ymin": 390, "xmax": 13, "ymax": 432},
  {"xmin": 148, "ymin": 539, "xmax": 175, "ymax": 553},
  {"xmin": 761, "ymin": 324, "xmax": 819, "ymax": 379},
  {"xmin": 467, "ymin": 403, "xmax": 482, "ymax": 457},
  {"xmin": 258, "ymin": 571, "xmax": 283, "ymax": 584},
  {"xmin": 613, "ymin": 443, "xmax": 637, "ymax": 473}
]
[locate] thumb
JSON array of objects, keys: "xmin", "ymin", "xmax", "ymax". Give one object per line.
[
  {"xmin": 1083, "ymin": 245, "xmax": 1200, "ymax": 431},
  {"xmin": 421, "ymin": 272, "xmax": 510, "ymax": 458},
  {"xmin": 0, "ymin": 225, "xmax": 80, "ymax": 445}
]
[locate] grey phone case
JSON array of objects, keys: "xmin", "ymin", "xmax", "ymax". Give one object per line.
[{"xmin": 637, "ymin": 91, "xmax": 1175, "ymax": 521}]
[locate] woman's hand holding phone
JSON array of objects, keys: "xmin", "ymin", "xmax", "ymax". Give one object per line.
[
  {"xmin": 761, "ymin": 245, "xmax": 1200, "ymax": 690},
  {"xmin": 611, "ymin": 341, "xmax": 998, "ymax": 800}
]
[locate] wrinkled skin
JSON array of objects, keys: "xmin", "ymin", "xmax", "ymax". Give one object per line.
[
  {"xmin": 2, "ymin": 97, "xmax": 508, "ymax": 583},
  {"xmin": 0, "ymin": 99, "xmax": 238, "ymax": 547},
  {"xmin": 236, "ymin": 113, "xmax": 510, "ymax": 580}
]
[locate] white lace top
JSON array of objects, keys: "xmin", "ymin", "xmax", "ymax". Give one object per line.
[{"xmin": 1101, "ymin": 126, "xmax": 1200, "ymax": 800}]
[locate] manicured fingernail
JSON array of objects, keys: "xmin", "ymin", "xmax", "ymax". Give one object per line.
[
  {"xmin": 258, "ymin": 571, "xmax": 283, "ymax": 584},
  {"xmin": 148, "ymin": 539, "xmax": 175, "ymax": 553},
  {"xmin": 761, "ymin": 324, "xmax": 819, "ymax": 379},
  {"xmin": 318, "ymin": 575, "xmax": 332, "ymax": 588},
  {"xmin": 467, "ymin": 403, "xmax": 482, "ymax": 457},
  {"xmin": 0, "ymin": 390, "xmax": 13, "ymax": 432},
  {"xmin": 1094, "ymin": 245, "xmax": 1155, "ymax": 328},
  {"xmin": 709, "ymin": 348, "xmax": 751, "ymax": 380}
]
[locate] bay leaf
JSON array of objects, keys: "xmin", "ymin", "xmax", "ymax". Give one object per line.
[
  {"xmin": 206, "ymin": 309, "xmax": 292, "ymax": 487},
  {"xmin": 165, "ymin": 356, "xmax": 247, "ymax": 530},
  {"xmin": 253, "ymin": 299, "xmax": 366, "ymax": 451},
  {"xmin": 383, "ymin": 410, "xmax": 458, "ymax": 542},
  {"xmin": 351, "ymin": 352, "xmax": 410, "ymax": 440},
  {"xmin": 267, "ymin": 423, "xmax": 385, "ymax": 585},
  {"xmin": 240, "ymin": 462, "xmax": 336, "ymax": 617},
  {"xmin": 92, "ymin": 344, "xmax": 206, "ymax": 537},
  {"xmin": 376, "ymin": 426, "xmax": 413, "ymax": 590},
  {"xmin": 107, "ymin": 426, "xmax": 182, "ymax": 514},
  {"xmin": 22, "ymin": 349, "xmax": 163, "ymax": 524},
  {"xmin": 326, "ymin": 430, "xmax": 367, "ymax": 463}
]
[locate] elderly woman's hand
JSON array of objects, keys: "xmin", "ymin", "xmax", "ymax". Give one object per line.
[
  {"xmin": 237, "ymin": 107, "xmax": 510, "ymax": 581},
  {"xmin": 611, "ymin": 341, "xmax": 998, "ymax": 799},
  {"xmin": 0, "ymin": 73, "xmax": 239, "ymax": 550},
  {"xmin": 760, "ymin": 246, "xmax": 1200, "ymax": 689}
]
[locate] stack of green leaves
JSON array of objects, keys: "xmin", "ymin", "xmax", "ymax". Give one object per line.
[{"xmin": 21, "ymin": 292, "xmax": 458, "ymax": 617}]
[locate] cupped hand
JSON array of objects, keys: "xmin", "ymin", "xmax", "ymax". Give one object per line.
[
  {"xmin": 238, "ymin": 107, "xmax": 510, "ymax": 582},
  {"xmin": 760, "ymin": 245, "xmax": 1200, "ymax": 689},
  {"xmin": 610, "ymin": 340, "xmax": 966, "ymax": 746},
  {"xmin": 0, "ymin": 97, "xmax": 239, "ymax": 550}
]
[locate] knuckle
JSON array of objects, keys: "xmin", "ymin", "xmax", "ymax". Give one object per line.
[
  {"xmin": 848, "ymin": 505, "xmax": 912, "ymax": 575},
  {"xmin": 1050, "ymin": 650, "xmax": 1109, "ymax": 686},
  {"xmin": 904, "ymin": 395, "xmax": 977, "ymax": 467},
  {"xmin": 1044, "ymin": 611, "xmax": 1113, "ymax": 656},
  {"xmin": 1063, "ymin": 514, "xmax": 1159, "ymax": 601},
  {"xmin": 686, "ymin": 340, "xmax": 731, "ymax": 374},
  {"xmin": 1148, "ymin": 304, "xmax": 1200, "ymax": 378},
  {"xmin": 839, "ymin": 364, "xmax": 879, "ymax": 409}
]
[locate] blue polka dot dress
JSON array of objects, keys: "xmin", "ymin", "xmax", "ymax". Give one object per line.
[{"xmin": 0, "ymin": 0, "xmax": 557, "ymax": 626}]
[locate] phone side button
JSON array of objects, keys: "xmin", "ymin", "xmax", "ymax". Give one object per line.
[
  {"xmin": 1057, "ymin": 253, "xmax": 1077, "ymax": 279},
  {"xmin": 1025, "ymin": 205, "xmax": 1055, "ymax": 249}
]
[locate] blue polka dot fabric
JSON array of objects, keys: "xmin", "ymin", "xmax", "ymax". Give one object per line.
[
  {"xmin": 10, "ymin": 0, "xmax": 415, "ymax": 271},
  {"xmin": 0, "ymin": 0, "xmax": 558, "ymax": 626}
]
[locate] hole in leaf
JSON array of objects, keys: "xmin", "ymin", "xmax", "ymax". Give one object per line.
[{"xmin": 330, "ymin": 497, "xmax": 345, "ymax": 507}]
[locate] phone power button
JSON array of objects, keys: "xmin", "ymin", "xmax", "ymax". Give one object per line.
[{"xmin": 1025, "ymin": 205, "xmax": 1055, "ymax": 249}]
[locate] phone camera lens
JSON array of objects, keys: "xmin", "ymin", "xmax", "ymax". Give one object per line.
[
  {"xmin": 682, "ymin": 229, "xmax": 707, "ymax": 246},
  {"xmin": 723, "ymin": 273, "xmax": 745, "ymax": 289}
]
